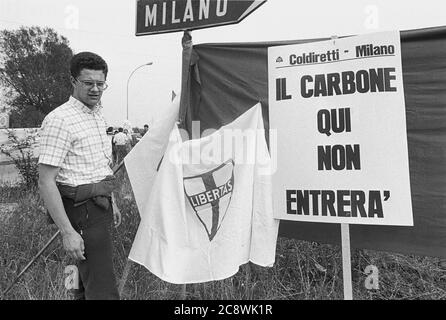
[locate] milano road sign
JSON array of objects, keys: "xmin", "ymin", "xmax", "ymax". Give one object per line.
[{"xmin": 136, "ymin": 0, "xmax": 267, "ymax": 36}]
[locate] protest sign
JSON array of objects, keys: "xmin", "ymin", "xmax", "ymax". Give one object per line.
[{"xmin": 268, "ymin": 31, "xmax": 413, "ymax": 226}]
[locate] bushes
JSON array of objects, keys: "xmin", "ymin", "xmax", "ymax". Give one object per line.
[{"xmin": 0, "ymin": 129, "xmax": 39, "ymax": 188}]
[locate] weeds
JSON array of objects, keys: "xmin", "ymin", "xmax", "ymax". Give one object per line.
[
  {"xmin": 1, "ymin": 169, "xmax": 445, "ymax": 300},
  {"xmin": 0, "ymin": 129, "xmax": 39, "ymax": 188}
]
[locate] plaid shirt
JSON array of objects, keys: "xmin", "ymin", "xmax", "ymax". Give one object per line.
[{"xmin": 38, "ymin": 96, "xmax": 113, "ymax": 186}]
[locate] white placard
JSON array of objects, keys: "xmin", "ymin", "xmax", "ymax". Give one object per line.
[{"xmin": 268, "ymin": 31, "xmax": 413, "ymax": 226}]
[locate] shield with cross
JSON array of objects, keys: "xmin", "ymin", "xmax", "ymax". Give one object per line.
[{"xmin": 183, "ymin": 160, "xmax": 235, "ymax": 241}]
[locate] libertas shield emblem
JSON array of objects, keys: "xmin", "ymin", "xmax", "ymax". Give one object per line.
[{"xmin": 183, "ymin": 160, "xmax": 235, "ymax": 241}]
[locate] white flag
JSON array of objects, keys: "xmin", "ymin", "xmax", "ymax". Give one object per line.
[
  {"xmin": 124, "ymin": 96, "xmax": 180, "ymax": 217},
  {"xmin": 128, "ymin": 103, "xmax": 279, "ymax": 284}
]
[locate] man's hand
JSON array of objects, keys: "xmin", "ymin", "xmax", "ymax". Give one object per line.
[
  {"xmin": 39, "ymin": 164, "xmax": 86, "ymax": 260},
  {"xmin": 62, "ymin": 230, "xmax": 86, "ymax": 260}
]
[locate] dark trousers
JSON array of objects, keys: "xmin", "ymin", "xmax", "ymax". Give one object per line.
[{"xmin": 62, "ymin": 197, "xmax": 120, "ymax": 300}]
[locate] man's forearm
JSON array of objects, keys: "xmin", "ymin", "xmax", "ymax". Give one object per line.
[{"xmin": 39, "ymin": 178, "xmax": 76, "ymax": 235}]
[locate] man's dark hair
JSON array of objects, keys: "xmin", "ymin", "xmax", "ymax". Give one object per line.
[
  {"xmin": 144, "ymin": 124, "xmax": 149, "ymax": 128},
  {"xmin": 118, "ymin": 127, "xmax": 123, "ymax": 132},
  {"xmin": 70, "ymin": 52, "xmax": 108, "ymax": 79}
]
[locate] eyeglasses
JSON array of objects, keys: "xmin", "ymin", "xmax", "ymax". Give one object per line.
[{"xmin": 76, "ymin": 79, "xmax": 108, "ymax": 91}]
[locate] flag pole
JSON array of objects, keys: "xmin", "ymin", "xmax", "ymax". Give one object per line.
[
  {"xmin": 118, "ymin": 261, "xmax": 132, "ymax": 297},
  {"xmin": 181, "ymin": 284, "xmax": 187, "ymax": 299},
  {"xmin": 180, "ymin": 30, "xmax": 193, "ymax": 298},
  {"xmin": 1, "ymin": 160, "xmax": 126, "ymax": 299},
  {"xmin": 178, "ymin": 30, "xmax": 193, "ymax": 129},
  {"xmin": 1, "ymin": 230, "xmax": 60, "ymax": 298},
  {"xmin": 177, "ymin": 30, "xmax": 193, "ymax": 300}
]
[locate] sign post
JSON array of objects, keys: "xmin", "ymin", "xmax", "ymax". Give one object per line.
[
  {"xmin": 335, "ymin": 33, "xmax": 352, "ymax": 301},
  {"xmin": 130, "ymin": 0, "xmax": 267, "ymax": 292},
  {"xmin": 341, "ymin": 223, "xmax": 352, "ymax": 299}
]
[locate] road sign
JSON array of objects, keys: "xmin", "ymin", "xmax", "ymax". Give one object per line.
[{"xmin": 135, "ymin": 0, "xmax": 267, "ymax": 36}]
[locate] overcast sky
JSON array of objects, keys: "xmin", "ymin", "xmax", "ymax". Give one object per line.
[{"xmin": 0, "ymin": 0, "xmax": 445, "ymax": 127}]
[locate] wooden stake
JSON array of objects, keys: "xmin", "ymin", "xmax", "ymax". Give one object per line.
[
  {"xmin": 118, "ymin": 259, "xmax": 132, "ymax": 298},
  {"xmin": 181, "ymin": 284, "xmax": 187, "ymax": 299},
  {"xmin": 341, "ymin": 223, "xmax": 353, "ymax": 300}
]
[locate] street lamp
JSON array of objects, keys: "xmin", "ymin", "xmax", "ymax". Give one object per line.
[{"xmin": 126, "ymin": 62, "xmax": 153, "ymax": 120}]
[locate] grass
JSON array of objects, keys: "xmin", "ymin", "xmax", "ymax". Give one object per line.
[{"xmin": 1, "ymin": 169, "xmax": 445, "ymax": 300}]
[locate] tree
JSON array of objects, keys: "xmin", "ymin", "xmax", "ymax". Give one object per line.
[
  {"xmin": 0, "ymin": 26, "xmax": 73, "ymax": 128},
  {"xmin": 0, "ymin": 129, "xmax": 39, "ymax": 188}
]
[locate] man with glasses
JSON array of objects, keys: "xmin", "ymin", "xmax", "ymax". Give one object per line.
[{"xmin": 38, "ymin": 52, "xmax": 120, "ymax": 300}]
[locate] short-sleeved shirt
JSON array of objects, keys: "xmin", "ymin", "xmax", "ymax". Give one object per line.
[{"xmin": 38, "ymin": 96, "xmax": 113, "ymax": 186}]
